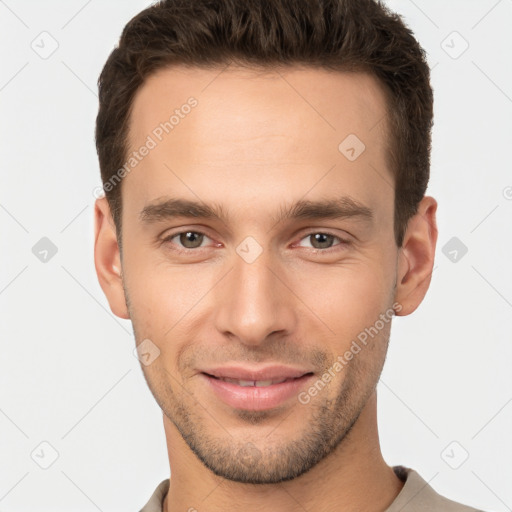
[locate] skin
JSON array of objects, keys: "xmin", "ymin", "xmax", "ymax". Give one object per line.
[{"xmin": 94, "ymin": 64, "xmax": 437, "ymax": 512}]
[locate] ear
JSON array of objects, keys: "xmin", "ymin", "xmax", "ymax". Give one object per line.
[
  {"xmin": 394, "ymin": 196, "xmax": 438, "ymax": 316},
  {"xmin": 93, "ymin": 197, "xmax": 130, "ymax": 319}
]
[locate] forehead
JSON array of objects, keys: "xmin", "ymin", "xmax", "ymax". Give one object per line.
[
  {"xmin": 129, "ymin": 64, "xmax": 390, "ymax": 147},
  {"xmin": 124, "ymin": 64, "xmax": 393, "ymax": 227}
]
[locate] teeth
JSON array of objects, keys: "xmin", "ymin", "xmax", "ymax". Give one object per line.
[
  {"xmin": 218, "ymin": 377, "xmax": 289, "ymax": 387},
  {"xmin": 255, "ymin": 380, "xmax": 273, "ymax": 387}
]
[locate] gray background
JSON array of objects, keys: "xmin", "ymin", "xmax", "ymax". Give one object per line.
[{"xmin": 1, "ymin": 0, "xmax": 511, "ymax": 510}]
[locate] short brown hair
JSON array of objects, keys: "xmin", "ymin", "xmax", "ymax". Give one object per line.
[{"xmin": 95, "ymin": 0, "xmax": 433, "ymax": 248}]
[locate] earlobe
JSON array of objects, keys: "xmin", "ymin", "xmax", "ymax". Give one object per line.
[
  {"xmin": 394, "ymin": 196, "xmax": 438, "ymax": 316},
  {"xmin": 93, "ymin": 197, "xmax": 130, "ymax": 320}
]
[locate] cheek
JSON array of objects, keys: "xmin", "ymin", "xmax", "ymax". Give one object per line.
[
  {"xmin": 121, "ymin": 249, "xmax": 215, "ymax": 353},
  {"xmin": 289, "ymin": 256, "xmax": 395, "ymax": 343}
]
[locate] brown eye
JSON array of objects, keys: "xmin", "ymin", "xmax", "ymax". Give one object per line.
[
  {"xmin": 178, "ymin": 231, "xmax": 204, "ymax": 248},
  {"xmin": 309, "ymin": 233, "xmax": 335, "ymax": 249}
]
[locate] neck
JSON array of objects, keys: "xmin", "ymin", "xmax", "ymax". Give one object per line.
[{"xmin": 162, "ymin": 391, "xmax": 403, "ymax": 512}]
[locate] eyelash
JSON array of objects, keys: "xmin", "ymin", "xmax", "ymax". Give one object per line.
[
  {"xmin": 295, "ymin": 232, "xmax": 352, "ymax": 252},
  {"xmin": 161, "ymin": 230, "xmax": 351, "ymax": 254}
]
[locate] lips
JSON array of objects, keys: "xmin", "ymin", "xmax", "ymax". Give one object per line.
[
  {"xmin": 200, "ymin": 365, "xmax": 314, "ymax": 411},
  {"xmin": 201, "ymin": 365, "xmax": 310, "ymax": 382},
  {"xmin": 211, "ymin": 376, "xmax": 292, "ymax": 387}
]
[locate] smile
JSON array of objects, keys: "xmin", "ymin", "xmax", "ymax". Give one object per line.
[{"xmin": 199, "ymin": 366, "xmax": 315, "ymax": 411}]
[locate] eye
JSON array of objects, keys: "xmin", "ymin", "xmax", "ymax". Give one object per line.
[
  {"xmin": 163, "ymin": 231, "xmax": 211, "ymax": 250},
  {"xmin": 296, "ymin": 232, "xmax": 349, "ymax": 250}
]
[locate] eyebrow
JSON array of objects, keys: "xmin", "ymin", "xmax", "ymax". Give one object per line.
[{"xmin": 139, "ymin": 196, "xmax": 374, "ymax": 226}]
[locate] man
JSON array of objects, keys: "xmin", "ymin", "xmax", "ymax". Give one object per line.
[{"xmin": 93, "ymin": 0, "xmax": 483, "ymax": 510}]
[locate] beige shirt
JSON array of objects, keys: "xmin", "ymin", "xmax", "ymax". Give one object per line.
[{"xmin": 139, "ymin": 466, "xmax": 483, "ymax": 511}]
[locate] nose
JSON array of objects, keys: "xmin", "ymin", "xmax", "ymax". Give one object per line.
[{"xmin": 212, "ymin": 246, "xmax": 297, "ymax": 347}]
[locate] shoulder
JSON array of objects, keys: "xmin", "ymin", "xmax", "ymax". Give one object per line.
[
  {"xmin": 386, "ymin": 466, "xmax": 487, "ymax": 512},
  {"xmin": 139, "ymin": 479, "xmax": 170, "ymax": 512}
]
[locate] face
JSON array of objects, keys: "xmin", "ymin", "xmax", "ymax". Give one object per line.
[{"xmin": 95, "ymin": 65, "xmax": 432, "ymax": 484}]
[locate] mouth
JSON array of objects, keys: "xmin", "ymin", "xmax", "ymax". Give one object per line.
[
  {"xmin": 199, "ymin": 365, "xmax": 315, "ymax": 411},
  {"xmin": 206, "ymin": 375, "xmax": 301, "ymax": 387}
]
